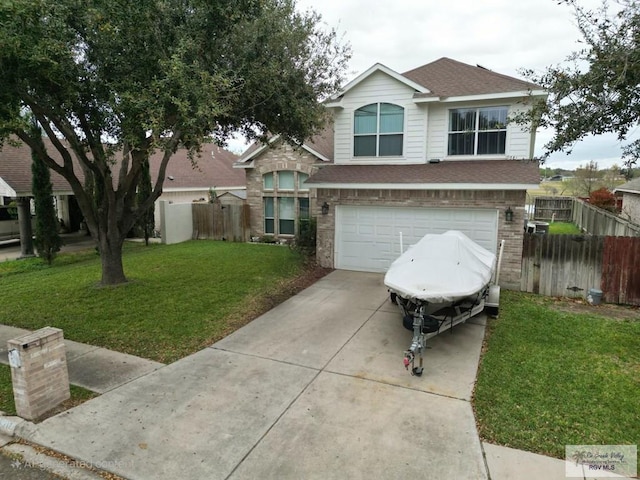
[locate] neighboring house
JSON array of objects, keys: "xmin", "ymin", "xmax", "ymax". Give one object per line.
[
  {"xmin": 151, "ymin": 144, "xmax": 245, "ymax": 231},
  {"xmin": 0, "ymin": 138, "xmax": 83, "ymax": 235},
  {"xmin": 0, "ymin": 139, "xmax": 243, "ymax": 237},
  {"xmin": 239, "ymin": 57, "xmax": 544, "ymax": 288},
  {"xmin": 614, "ymin": 177, "xmax": 640, "ymax": 225},
  {"xmin": 235, "ymin": 130, "xmax": 333, "ymax": 239}
]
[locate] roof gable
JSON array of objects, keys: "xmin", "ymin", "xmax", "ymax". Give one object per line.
[
  {"xmin": 326, "ymin": 63, "xmax": 430, "ymax": 104},
  {"xmin": 237, "ymin": 125, "xmax": 334, "ymax": 164}
]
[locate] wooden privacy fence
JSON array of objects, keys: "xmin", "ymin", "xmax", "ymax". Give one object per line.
[
  {"xmin": 192, "ymin": 202, "xmax": 250, "ymax": 242},
  {"xmin": 533, "ymin": 196, "xmax": 640, "ymax": 235},
  {"xmin": 521, "ymin": 234, "xmax": 640, "ymax": 306},
  {"xmin": 572, "ymin": 198, "xmax": 640, "ymax": 237},
  {"xmin": 533, "ymin": 196, "xmax": 573, "ymax": 222}
]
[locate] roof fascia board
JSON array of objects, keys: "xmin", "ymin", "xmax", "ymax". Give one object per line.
[
  {"xmin": 614, "ymin": 187, "xmax": 640, "ymax": 194},
  {"xmin": 307, "ymin": 182, "xmax": 539, "ymax": 190},
  {"xmin": 161, "ymin": 186, "xmax": 246, "ymax": 193},
  {"xmin": 413, "ymin": 89, "xmax": 547, "ymax": 104},
  {"xmin": 301, "ymin": 145, "xmax": 330, "ymax": 162}
]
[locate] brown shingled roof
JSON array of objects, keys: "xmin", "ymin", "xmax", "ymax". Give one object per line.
[
  {"xmin": 156, "ymin": 144, "xmax": 244, "ymax": 190},
  {"xmin": 305, "ymin": 160, "xmax": 540, "ymax": 186},
  {"xmin": 402, "ymin": 57, "xmax": 541, "ymax": 98},
  {"xmin": 0, "ymin": 138, "xmax": 242, "ymax": 196},
  {"xmin": 302, "ymin": 126, "xmax": 334, "ymax": 161},
  {"xmin": 0, "ymin": 138, "xmax": 81, "ymax": 196}
]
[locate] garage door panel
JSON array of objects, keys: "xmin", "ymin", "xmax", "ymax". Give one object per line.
[{"xmin": 335, "ymin": 206, "xmax": 497, "ymax": 272}]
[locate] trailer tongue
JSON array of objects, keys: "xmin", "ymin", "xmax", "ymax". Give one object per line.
[{"xmin": 384, "ymin": 231, "xmax": 501, "ymax": 376}]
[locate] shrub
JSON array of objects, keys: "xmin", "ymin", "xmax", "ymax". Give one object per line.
[
  {"xmin": 589, "ymin": 187, "xmax": 617, "ymax": 212},
  {"xmin": 291, "ymin": 217, "xmax": 316, "ymax": 257}
]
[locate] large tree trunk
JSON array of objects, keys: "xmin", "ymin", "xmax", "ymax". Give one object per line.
[{"xmin": 98, "ymin": 231, "xmax": 127, "ymax": 285}]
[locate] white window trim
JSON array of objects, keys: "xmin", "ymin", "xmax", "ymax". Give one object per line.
[
  {"xmin": 353, "ymin": 102, "xmax": 405, "ymax": 158},
  {"xmin": 447, "ymin": 106, "xmax": 509, "ymax": 157},
  {"xmin": 262, "ymin": 170, "xmax": 311, "ymax": 236}
]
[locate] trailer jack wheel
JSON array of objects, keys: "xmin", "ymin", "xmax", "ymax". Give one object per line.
[{"xmin": 412, "ymin": 367, "xmax": 423, "ymax": 376}]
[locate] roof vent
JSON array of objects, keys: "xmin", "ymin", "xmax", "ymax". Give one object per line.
[{"xmin": 428, "ymin": 158, "xmax": 440, "ymax": 164}]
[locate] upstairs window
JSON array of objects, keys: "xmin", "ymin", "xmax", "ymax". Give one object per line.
[
  {"xmin": 448, "ymin": 106, "xmax": 508, "ymax": 156},
  {"xmin": 354, "ymin": 103, "xmax": 404, "ymax": 157}
]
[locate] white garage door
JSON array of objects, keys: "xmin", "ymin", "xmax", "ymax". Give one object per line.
[{"xmin": 335, "ymin": 205, "xmax": 498, "ymax": 272}]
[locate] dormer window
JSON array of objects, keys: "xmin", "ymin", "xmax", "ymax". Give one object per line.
[
  {"xmin": 354, "ymin": 103, "xmax": 404, "ymax": 157},
  {"xmin": 448, "ymin": 106, "xmax": 508, "ymax": 156}
]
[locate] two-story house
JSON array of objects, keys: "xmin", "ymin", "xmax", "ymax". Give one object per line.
[{"xmin": 237, "ymin": 57, "xmax": 544, "ymax": 288}]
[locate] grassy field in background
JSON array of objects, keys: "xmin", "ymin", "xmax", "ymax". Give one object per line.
[
  {"xmin": 474, "ymin": 290, "xmax": 640, "ymax": 468},
  {"xmin": 527, "ymin": 181, "xmax": 570, "ymax": 199},
  {"xmin": 0, "ymin": 241, "xmax": 307, "ymax": 363}
]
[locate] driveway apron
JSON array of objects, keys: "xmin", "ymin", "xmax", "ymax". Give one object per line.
[{"xmin": 26, "ymin": 270, "xmax": 488, "ymax": 479}]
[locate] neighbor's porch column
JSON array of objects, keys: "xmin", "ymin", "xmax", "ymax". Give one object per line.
[{"xmin": 17, "ymin": 196, "xmax": 34, "ymax": 257}]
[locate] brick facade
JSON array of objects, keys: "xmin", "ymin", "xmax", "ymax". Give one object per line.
[
  {"xmin": 245, "ymin": 142, "xmax": 325, "ymax": 239},
  {"xmin": 315, "ymin": 188, "xmax": 527, "ymax": 289},
  {"xmin": 7, "ymin": 327, "xmax": 70, "ymax": 420}
]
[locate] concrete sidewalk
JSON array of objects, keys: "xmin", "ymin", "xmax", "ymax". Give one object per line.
[
  {"xmin": 1, "ymin": 271, "xmax": 628, "ymax": 480},
  {"xmin": 0, "ymin": 325, "xmax": 163, "ymax": 394}
]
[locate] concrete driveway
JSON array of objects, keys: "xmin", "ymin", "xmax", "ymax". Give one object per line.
[{"xmin": 23, "ymin": 270, "xmax": 488, "ymax": 479}]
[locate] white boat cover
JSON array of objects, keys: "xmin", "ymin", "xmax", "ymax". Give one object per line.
[{"xmin": 384, "ymin": 231, "xmax": 496, "ymax": 303}]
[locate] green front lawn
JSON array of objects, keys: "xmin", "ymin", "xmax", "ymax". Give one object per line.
[
  {"xmin": 0, "ymin": 241, "xmax": 309, "ymax": 363},
  {"xmin": 0, "ymin": 364, "xmax": 96, "ymax": 417},
  {"xmin": 474, "ymin": 291, "xmax": 639, "ymax": 466}
]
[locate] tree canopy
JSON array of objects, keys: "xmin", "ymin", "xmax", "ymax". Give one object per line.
[
  {"xmin": 0, "ymin": 0, "xmax": 350, "ymax": 285},
  {"xmin": 521, "ymin": 0, "xmax": 640, "ymax": 175}
]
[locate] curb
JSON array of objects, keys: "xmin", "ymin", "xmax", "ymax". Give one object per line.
[
  {"xmin": 0, "ymin": 415, "xmax": 27, "ymax": 437},
  {"xmin": 0, "ymin": 415, "xmax": 38, "ymax": 441},
  {"xmin": 1, "ymin": 416, "xmax": 108, "ymax": 479},
  {"xmin": 4, "ymin": 443, "xmax": 105, "ymax": 480}
]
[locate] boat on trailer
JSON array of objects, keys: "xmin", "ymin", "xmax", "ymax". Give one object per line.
[{"xmin": 384, "ymin": 230, "xmax": 501, "ymax": 376}]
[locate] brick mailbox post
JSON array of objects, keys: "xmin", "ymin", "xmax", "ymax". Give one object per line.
[{"xmin": 7, "ymin": 327, "xmax": 70, "ymax": 420}]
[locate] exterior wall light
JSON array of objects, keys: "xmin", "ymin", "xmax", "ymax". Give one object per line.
[
  {"xmin": 321, "ymin": 202, "xmax": 329, "ymax": 215},
  {"xmin": 505, "ymin": 206, "xmax": 514, "ymax": 223}
]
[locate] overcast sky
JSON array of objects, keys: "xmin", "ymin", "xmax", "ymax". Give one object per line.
[{"xmin": 234, "ymin": 0, "xmax": 635, "ymax": 170}]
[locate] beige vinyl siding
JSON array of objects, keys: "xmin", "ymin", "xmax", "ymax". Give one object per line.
[
  {"xmin": 506, "ymin": 103, "xmax": 534, "ymax": 158},
  {"xmin": 333, "ymin": 71, "xmax": 426, "ymax": 165}
]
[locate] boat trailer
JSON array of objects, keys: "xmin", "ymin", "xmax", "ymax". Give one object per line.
[{"xmin": 391, "ymin": 285, "xmax": 499, "ymax": 376}]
